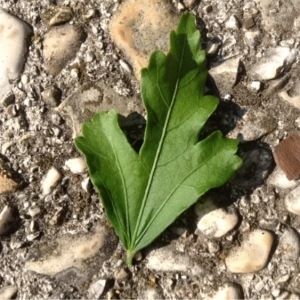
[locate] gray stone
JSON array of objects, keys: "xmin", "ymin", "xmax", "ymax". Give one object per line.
[
  {"xmin": 248, "ymin": 47, "xmax": 297, "ymax": 81},
  {"xmin": 43, "ymin": 24, "xmax": 86, "ymax": 76},
  {"xmin": 209, "ymin": 57, "xmax": 240, "ymax": 93}
]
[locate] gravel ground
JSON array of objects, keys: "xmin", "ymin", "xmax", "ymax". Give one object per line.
[{"xmin": 0, "ymin": 0, "xmax": 300, "ymax": 299}]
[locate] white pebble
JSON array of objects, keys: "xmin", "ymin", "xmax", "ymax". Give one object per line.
[
  {"xmin": 65, "ymin": 157, "xmax": 87, "ymax": 174},
  {"xmin": 225, "ymin": 230, "xmax": 274, "ymax": 273},
  {"xmin": 0, "ymin": 9, "xmax": 32, "ymax": 100},
  {"xmin": 41, "ymin": 167, "xmax": 61, "ymax": 195},
  {"xmin": 285, "ymin": 185, "xmax": 300, "ymax": 215},
  {"xmin": 146, "ymin": 246, "xmax": 203, "ymax": 275},
  {"xmin": 208, "ymin": 285, "xmax": 242, "ymax": 300},
  {"xmin": 119, "ymin": 59, "xmax": 132, "ymax": 73},
  {"xmin": 267, "ymin": 167, "xmax": 298, "ymax": 189},
  {"xmin": 81, "ymin": 177, "xmax": 90, "ymax": 193},
  {"xmin": 276, "ymin": 228, "xmax": 300, "ymax": 261},
  {"xmin": 0, "ymin": 205, "xmax": 13, "ymax": 235},
  {"xmin": 197, "ymin": 208, "xmax": 239, "ymax": 238}
]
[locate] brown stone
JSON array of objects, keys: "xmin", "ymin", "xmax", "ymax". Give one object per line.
[
  {"xmin": 109, "ymin": 0, "xmax": 179, "ymax": 79},
  {"xmin": 273, "ymin": 134, "xmax": 300, "ymax": 180}
]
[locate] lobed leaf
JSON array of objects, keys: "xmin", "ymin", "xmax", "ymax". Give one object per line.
[{"xmin": 75, "ymin": 13, "xmax": 242, "ymax": 265}]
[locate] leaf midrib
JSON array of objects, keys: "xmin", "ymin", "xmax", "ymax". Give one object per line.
[{"xmin": 130, "ymin": 33, "xmax": 188, "ymax": 250}]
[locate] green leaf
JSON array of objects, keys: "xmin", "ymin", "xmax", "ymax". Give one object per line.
[{"xmin": 75, "ymin": 13, "xmax": 242, "ymax": 265}]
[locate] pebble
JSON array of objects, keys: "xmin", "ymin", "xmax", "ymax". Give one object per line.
[
  {"xmin": 65, "ymin": 157, "xmax": 87, "ymax": 174},
  {"xmin": 285, "ymin": 185, "xmax": 300, "ymax": 215},
  {"xmin": 249, "ymin": 47, "xmax": 297, "ymax": 81},
  {"xmin": 41, "ymin": 86, "xmax": 62, "ymax": 107},
  {"xmin": 248, "ymin": 81, "xmax": 261, "ymax": 92},
  {"xmin": 25, "ymin": 225, "xmax": 117, "ymax": 276},
  {"xmin": 114, "ymin": 268, "xmax": 130, "ymax": 281},
  {"xmin": 26, "ymin": 231, "xmax": 40, "ymax": 241},
  {"xmin": 0, "ymin": 205, "xmax": 13, "ymax": 235},
  {"xmin": 209, "ymin": 57, "xmax": 240, "ymax": 93},
  {"xmin": 48, "ymin": 6, "xmax": 73, "ymax": 26},
  {"xmin": 1, "ymin": 94, "xmax": 15, "ymax": 107},
  {"xmin": 243, "ymin": 16, "xmax": 255, "ymax": 29},
  {"xmin": 276, "ymin": 228, "xmax": 300, "ymax": 261},
  {"xmin": 43, "ymin": 24, "xmax": 86, "ymax": 76},
  {"xmin": 279, "ymin": 90, "xmax": 300, "ymax": 110},
  {"xmin": 146, "ymin": 245, "xmax": 203, "ymax": 275},
  {"xmin": 119, "ymin": 59, "xmax": 132, "ymax": 73},
  {"xmin": 85, "ymin": 51, "xmax": 95, "ymax": 63},
  {"xmin": 267, "ymin": 167, "xmax": 298, "ymax": 189},
  {"xmin": 228, "ymin": 108, "xmax": 277, "ymax": 141},
  {"xmin": 273, "ymin": 134, "xmax": 300, "ymax": 180},
  {"xmin": 28, "ymin": 206, "xmax": 41, "ymax": 218},
  {"xmin": 0, "ymin": 9, "xmax": 32, "ymax": 100},
  {"xmin": 0, "ymin": 285, "xmax": 17, "ymax": 300},
  {"xmin": 225, "ymin": 15, "xmax": 240, "ymax": 30},
  {"xmin": 109, "ymin": 0, "xmax": 179, "ymax": 79},
  {"xmin": 58, "ymin": 83, "xmax": 143, "ymax": 138},
  {"xmin": 208, "ymin": 284, "xmax": 243, "ymax": 300},
  {"xmin": 81, "ymin": 177, "xmax": 91, "ymax": 193},
  {"xmin": 225, "ymin": 230, "xmax": 274, "ymax": 273},
  {"xmin": 88, "ymin": 279, "xmax": 107, "ymax": 299},
  {"xmin": 41, "ymin": 167, "xmax": 62, "ymax": 195},
  {"xmin": 197, "ymin": 207, "xmax": 239, "ymax": 238},
  {"xmin": 49, "ymin": 207, "xmax": 65, "ymax": 226}
]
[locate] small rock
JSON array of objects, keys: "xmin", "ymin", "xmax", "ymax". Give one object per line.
[
  {"xmin": 0, "ymin": 9, "xmax": 32, "ymax": 100},
  {"xmin": 276, "ymin": 228, "xmax": 300, "ymax": 261},
  {"xmin": 41, "ymin": 86, "xmax": 62, "ymax": 107},
  {"xmin": 146, "ymin": 245, "xmax": 203, "ymax": 275},
  {"xmin": 43, "ymin": 24, "xmax": 86, "ymax": 76},
  {"xmin": 225, "ymin": 229, "xmax": 274, "ymax": 273},
  {"xmin": 285, "ymin": 185, "xmax": 300, "ymax": 215},
  {"xmin": 243, "ymin": 16, "xmax": 255, "ymax": 29},
  {"xmin": 209, "ymin": 57, "xmax": 240, "ymax": 93},
  {"xmin": 267, "ymin": 167, "xmax": 298, "ymax": 189},
  {"xmin": 81, "ymin": 177, "xmax": 91, "ymax": 193},
  {"xmin": 114, "ymin": 268, "xmax": 130, "ymax": 281},
  {"xmin": 248, "ymin": 81, "xmax": 261, "ymax": 92},
  {"xmin": 228, "ymin": 108, "xmax": 277, "ymax": 141},
  {"xmin": 1, "ymin": 94, "xmax": 15, "ymax": 107},
  {"xmin": 279, "ymin": 90, "xmax": 300, "ymax": 110},
  {"xmin": 0, "ymin": 206, "xmax": 13, "ymax": 235},
  {"xmin": 25, "ymin": 225, "xmax": 117, "ymax": 275},
  {"xmin": 207, "ymin": 241, "xmax": 220, "ymax": 253},
  {"xmin": 65, "ymin": 157, "xmax": 87, "ymax": 174},
  {"xmin": 83, "ymin": 9, "xmax": 96, "ymax": 20},
  {"xmin": 26, "ymin": 231, "xmax": 40, "ymax": 241},
  {"xmin": 202, "ymin": 5, "xmax": 213, "ymax": 14},
  {"xmin": 197, "ymin": 207, "xmax": 239, "ymax": 238},
  {"xmin": 109, "ymin": 0, "xmax": 179, "ymax": 79},
  {"xmin": 41, "ymin": 167, "xmax": 61, "ymax": 195},
  {"xmin": 244, "ymin": 30, "xmax": 261, "ymax": 47},
  {"xmin": 0, "ymin": 162, "xmax": 19, "ymax": 194},
  {"xmin": 88, "ymin": 279, "xmax": 107, "ymax": 299},
  {"xmin": 0, "ymin": 285, "xmax": 17, "ymax": 300},
  {"xmin": 49, "ymin": 6, "xmax": 73, "ymax": 26},
  {"xmin": 249, "ymin": 47, "xmax": 297, "ymax": 81},
  {"xmin": 85, "ymin": 51, "xmax": 95, "ymax": 63},
  {"xmin": 119, "ymin": 59, "xmax": 132, "ymax": 73},
  {"xmin": 208, "ymin": 284, "xmax": 243, "ymax": 300},
  {"xmin": 273, "ymin": 134, "xmax": 300, "ymax": 180},
  {"xmin": 49, "ymin": 207, "xmax": 65, "ymax": 226},
  {"xmin": 58, "ymin": 83, "xmax": 143, "ymax": 137},
  {"xmin": 28, "ymin": 206, "xmax": 41, "ymax": 218},
  {"xmin": 225, "ymin": 15, "xmax": 240, "ymax": 30}
]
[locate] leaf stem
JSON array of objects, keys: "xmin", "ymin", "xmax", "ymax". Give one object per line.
[{"xmin": 126, "ymin": 250, "xmax": 135, "ymax": 266}]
